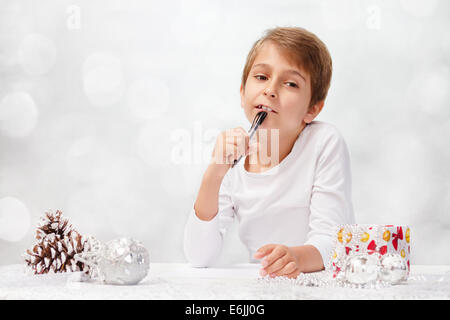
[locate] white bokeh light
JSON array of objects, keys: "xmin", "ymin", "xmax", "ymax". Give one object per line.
[
  {"xmin": 429, "ymin": 117, "xmax": 450, "ymax": 160},
  {"xmin": 0, "ymin": 3, "xmax": 28, "ymax": 71},
  {"xmin": 18, "ymin": 33, "xmax": 56, "ymax": 75},
  {"xmin": 66, "ymin": 156, "xmax": 155, "ymax": 239},
  {"xmin": 82, "ymin": 52, "xmax": 124, "ymax": 107},
  {"xmin": 66, "ymin": 136, "xmax": 113, "ymax": 182},
  {"xmin": 437, "ymin": 178, "xmax": 450, "ymax": 227},
  {"xmin": 380, "ymin": 131, "xmax": 428, "ymax": 221},
  {"xmin": 67, "ymin": 136, "xmax": 97, "ymax": 158},
  {"xmin": 440, "ymin": 26, "xmax": 450, "ymax": 57},
  {"xmin": 319, "ymin": 0, "xmax": 362, "ymax": 30},
  {"xmin": 136, "ymin": 120, "xmax": 176, "ymax": 168},
  {"xmin": 0, "ymin": 91, "xmax": 38, "ymax": 138},
  {"xmin": 126, "ymin": 76, "xmax": 170, "ymax": 120},
  {"xmin": 400, "ymin": 0, "xmax": 440, "ymax": 18},
  {"xmin": 191, "ymin": 93, "xmax": 236, "ymax": 129},
  {"xmin": 180, "ymin": 164, "xmax": 205, "ymax": 197},
  {"xmin": 407, "ymin": 68, "xmax": 449, "ymax": 115},
  {"xmin": 170, "ymin": 0, "xmax": 222, "ymax": 46},
  {"xmin": 51, "ymin": 112, "xmax": 98, "ymax": 140},
  {"xmin": 0, "ymin": 35, "xmax": 19, "ymax": 72},
  {"xmin": 66, "ymin": 185, "xmax": 111, "ymax": 237},
  {"xmin": 158, "ymin": 165, "xmax": 192, "ymax": 198},
  {"xmin": 0, "ymin": 196, "xmax": 31, "ymax": 242}
]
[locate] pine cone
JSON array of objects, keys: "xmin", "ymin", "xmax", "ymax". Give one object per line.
[{"xmin": 24, "ymin": 210, "xmax": 92, "ymax": 275}]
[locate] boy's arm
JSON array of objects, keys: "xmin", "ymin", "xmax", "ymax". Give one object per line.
[
  {"xmin": 289, "ymin": 245, "xmax": 324, "ymax": 272},
  {"xmin": 183, "ymin": 162, "xmax": 235, "ymax": 267},
  {"xmin": 184, "ymin": 127, "xmax": 249, "ymax": 267},
  {"xmin": 304, "ymin": 127, "xmax": 355, "ymax": 268},
  {"xmin": 193, "ymin": 162, "xmax": 229, "ymax": 221}
]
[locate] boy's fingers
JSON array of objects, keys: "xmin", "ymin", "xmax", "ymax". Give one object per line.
[
  {"xmin": 229, "ymin": 127, "xmax": 248, "ymax": 141},
  {"xmin": 253, "ymin": 244, "xmax": 276, "ymax": 259},
  {"xmin": 214, "ymin": 128, "xmax": 251, "ymax": 165},
  {"xmin": 220, "ymin": 142, "xmax": 238, "ymax": 164},
  {"xmin": 284, "ymin": 267, "xmax": 301, "ymax": 279},
  {"xmin": 274, "ymin": 261, "xmax": 297, "ymax": 277},
  {"xmin": 235, "ymin": 127, "xmax": 250, "ymax": 147},
  {"xmin": 262, "ymin": 246, "xmax": 286, "ymax": 268},
  {"xmin": 253, "ymin": 251, "xmax": 264, "ymax": 259},
  {"xmin": 224, "ymin": 136, "xmax": 247, "ymax": 156},
  {"xmin": 223, "ymin": 142, "xmax": 245, "ymax": 163},
  {"xmin": 264, "ymin": 253, "xmax": 288, "ymax": 275},
  {"xmin": 236, "ymin": 127, "xmax": 248, "ymax": 137},
  {"xmin": 246, "ymin": 141, "xmax": 258, "ymax": 156}
]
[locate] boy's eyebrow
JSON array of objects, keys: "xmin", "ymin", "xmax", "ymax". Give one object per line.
[{"xmin": 252, "ymin": 63, "xmax": 306, "ymax": 83}]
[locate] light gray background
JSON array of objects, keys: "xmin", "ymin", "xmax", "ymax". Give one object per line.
[{"xmin": 1, "ymin": 0, "xmax": 449, "ymax": 266}]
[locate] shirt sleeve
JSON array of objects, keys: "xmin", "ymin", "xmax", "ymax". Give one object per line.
[
  {"xmin": 183, "ymin": 171, "xmax": 235, "ymax": 267},
  {"xmin": 304, "ymin": 126, "xmax": 356, "ymax": 269}
]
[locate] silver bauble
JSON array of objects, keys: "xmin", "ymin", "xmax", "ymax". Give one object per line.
[
  {"xmin": 344, "ymin": 254, "xmax": 380, "ymax": 285},
  {"xmin": 379, "ymin": 253, "xmax": 408, "ymax": 284},
  {"xmin": 97, "ymin": 237, "xmax": 150, "ymax": 285}
]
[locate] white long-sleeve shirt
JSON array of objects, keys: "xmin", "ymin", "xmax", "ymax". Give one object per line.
[{"xmin": 183, "ymin": 121, "xmax": 355, "ymax": 268}]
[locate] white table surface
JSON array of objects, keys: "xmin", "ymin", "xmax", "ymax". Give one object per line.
[{"xmin": 0, "ymin": 263, "xmax": 449, "ymax": 300}]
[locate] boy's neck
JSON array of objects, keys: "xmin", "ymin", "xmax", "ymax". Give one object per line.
[{"xmin": 245, "ymin": 122, "xmax": 306, "ymax": 172}]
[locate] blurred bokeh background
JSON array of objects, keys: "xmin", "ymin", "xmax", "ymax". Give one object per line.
[{"xmin": 1, "ymin": 0, "xmax": 449, "ymax": 266}]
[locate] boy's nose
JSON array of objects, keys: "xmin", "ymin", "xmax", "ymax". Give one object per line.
[{"xmin": 264, "ymin": 87, "xmax": 277, "ymax": 99}]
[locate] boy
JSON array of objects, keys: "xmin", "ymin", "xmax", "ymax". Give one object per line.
[{"xmin": 183, "ymin": 27, "xmax": 355, "ymax": 278}]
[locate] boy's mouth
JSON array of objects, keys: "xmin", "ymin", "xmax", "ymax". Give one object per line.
[{"xmin": 255, "ymin": 104, "xmax": 277, "ymax": 114}]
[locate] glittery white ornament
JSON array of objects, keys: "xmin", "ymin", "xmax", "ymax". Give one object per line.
[
  {"xmin": 74, "ymin": 237, "xmax": 150, "ymax": 285},
  {"xmin": 344, "ymin": 254, "xmax": 380, "ymax": 285},
  {"xmin": 379, "ymin": 253, "xmax": 408, "ymax": 284}
]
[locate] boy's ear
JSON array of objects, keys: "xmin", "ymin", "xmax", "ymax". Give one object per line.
[
  {"xmin": 240, "ymin": 84, "xmax": 244, "ymax": 108},
  {"xmin": 304, "ymin": 100, "xmax": 325, "ymax": 124}
]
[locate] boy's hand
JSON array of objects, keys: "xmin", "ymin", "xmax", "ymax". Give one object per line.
[
  {"xmin": 253, "ymin": 244, "xmax": 301, "ymax": 279},
  {"xmin": 211, "ymin": 127, "xmax": 253, "ymax": 167}
]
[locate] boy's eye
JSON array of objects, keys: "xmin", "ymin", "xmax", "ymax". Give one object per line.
[
  {"xmin": 286, "ymin": 82, "xmax": 298, "ymax": 88},
  {"xmin": 254, "ymin": 75, "xmax": 267, "ymax": 81}
]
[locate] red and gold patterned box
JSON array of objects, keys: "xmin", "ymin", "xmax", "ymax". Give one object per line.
[{"xmin": 329, "ymin": 224, "xmax": 411, "ymax": 278}]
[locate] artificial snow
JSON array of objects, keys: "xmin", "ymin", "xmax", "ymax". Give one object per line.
[{"xmin": 0, "ymin": 264, "xmax": 449, "ymax": 300}]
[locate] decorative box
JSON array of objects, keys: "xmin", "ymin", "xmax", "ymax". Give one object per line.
[{"xmin": 329, "ymin": 224, "xmax": 411, "ymax": 279}]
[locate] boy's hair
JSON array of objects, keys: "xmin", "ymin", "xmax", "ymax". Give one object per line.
[{"xmin": 241, "ymin": 27, "xmax": 332, "ymax": 108}]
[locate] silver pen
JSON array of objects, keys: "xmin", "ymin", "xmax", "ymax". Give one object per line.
[{"xmin": 232, "ymin": 111, "xmax": 267, "ymax": 168}]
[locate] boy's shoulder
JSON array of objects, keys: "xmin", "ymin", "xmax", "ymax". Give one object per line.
[
  {"xmin": 304, "ymin": 121, "xmax": 348, "ymax": 153},
  {"xmin": 306, "ymin": 120, "xmax": 343, "ymax": 140}
]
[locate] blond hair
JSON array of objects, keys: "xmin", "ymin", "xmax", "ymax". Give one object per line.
[{"xmin": 241, "ymin": 27, "xmax": 333, "ymax": 108}]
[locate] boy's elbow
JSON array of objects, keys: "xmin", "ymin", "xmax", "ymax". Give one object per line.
[
  {"xmin": 183, "ymin": 245, "xmax": 219, "ymax": 268},
  {"xmin": 186, "ymin": 257, "xmax": 215, "ymax": 268},
  {"xmin": 183, "ymin": 212, "xmax": 223, "ymax": 267},
  {"xmin": 183, "ymin": 234, "xmax": 222, "ymax": 268}
]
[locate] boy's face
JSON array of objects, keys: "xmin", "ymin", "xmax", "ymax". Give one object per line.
[{"xmin": 240, "ymin": 41, "xmax": 323, "ymax": 134}]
